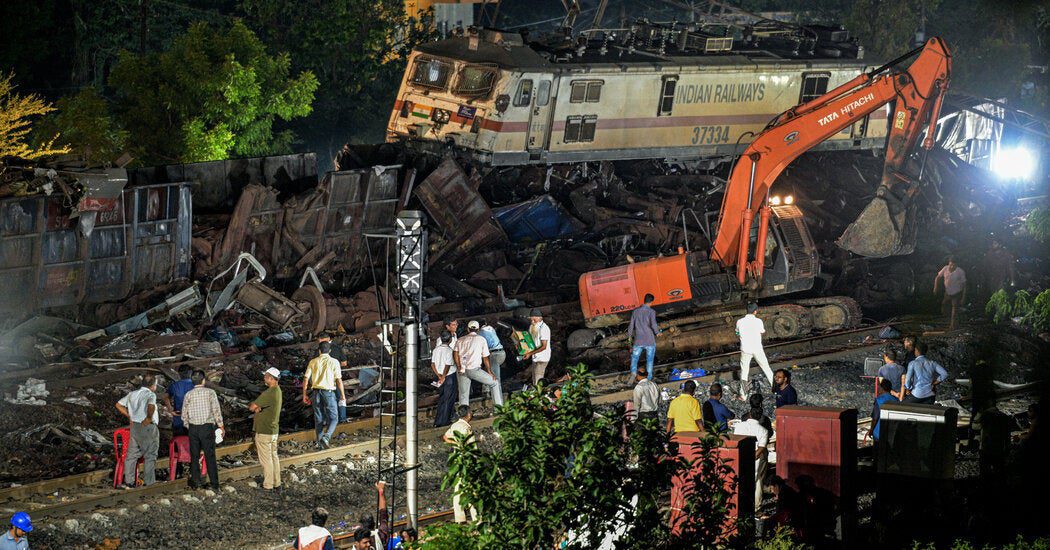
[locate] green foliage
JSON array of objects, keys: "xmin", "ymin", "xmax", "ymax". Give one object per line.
[
  {"xmin": 1026, "ymin": 207, "xmax": 1050, "ymax": 244},
  {"xmin": 846, "ymin": 0, "xmax": 941, "ymax": 61},
  {"xmin": 35, "ymin": 87, "xmax": 127, "ymax": 166},
  {"xmin": 108, "ymin": 20, "xmax": 318, "ymax": 164},
  {"xmin": 443, "ymin": 363, "xmax": 639, "ymax": 549},
  {"xmin": 912, "ymin": 535, "xmax": 1050, "ymax": 549},
  {"xmin": 408, "ymin": 522, "xmax": 477, "ymax": 549},
  {"xmin": 1029, "ymin": 290, "xmax": 1050, "ymax": 333},
  {"xmin": 986, "ymin": 289, "xmax": 1014, "ymax": 324},
  {"xmin": 985, "ymin": 288, "xmax": 1050, "ymax": 333},
  {"xmin": 240, "ymin": 0, "xmax": 437, "ymax": 146},
  {"xmin": 754, "ymin": 526, "xmax": 813, "ymax": 550}
]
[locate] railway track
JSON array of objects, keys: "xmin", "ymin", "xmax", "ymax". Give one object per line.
[{"xmin": 0, "ymin": 323, "xmax": 916, "ymax": 521}]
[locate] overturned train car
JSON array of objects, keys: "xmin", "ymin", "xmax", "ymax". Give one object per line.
[{"xmin": 387, "ymin": 25, "xmax": 888, "ymax": 166}]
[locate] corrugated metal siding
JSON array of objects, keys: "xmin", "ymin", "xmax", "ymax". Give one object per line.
[{"xmin": 0, "ymin": 183, "xmax": 192, "ymax": 314}]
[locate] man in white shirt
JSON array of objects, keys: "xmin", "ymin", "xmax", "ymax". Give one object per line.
[
  {"xmin": 443, "ymin": 405, "xmax": 478, "ymax": 523},
  {"xmin": 431, "ymin": 330, "xmax": 458, "ymax": 427},
  {"xmin": 454, "ymin": 321, "xmax": 503, "ymax": 407},
  {"xmin": 934, "ymin": 256, "xmax": 967, "ymax": 330},
  {"xmin": 521, "ymin": 308, "xmax": 552, "ymax": 385},
  {"xmin": 732, "ymin": 405, "xmax": 770, "ymax": 512},
  {"xmin": 115, "ymin": 376, "xmax": 160, "ymax": 487},
  {"xmin": 736, "ymin": 303, "xmax": 774, "ymax": 400}
]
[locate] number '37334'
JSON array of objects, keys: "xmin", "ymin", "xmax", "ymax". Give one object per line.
[{"xmin": 691, "ymin": 125, "xmax": 730, "ymax": 145}]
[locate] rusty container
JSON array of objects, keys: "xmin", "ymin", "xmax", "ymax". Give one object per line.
[
  {"xmin": 775, "ymin": 406, "xmax": 857, "ymax": 540},
  {"xmin": 669, "ymin": 433, "xmax": 755, "ymax": 537}
]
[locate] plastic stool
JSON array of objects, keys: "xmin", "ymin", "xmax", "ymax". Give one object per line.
[
  {"xmin": 112, "ymin": 427, "xmax": 142, "ymax": 488},
  {"xmin": 168, "ymin": 435, "xmax": 207, "ymax": 481}
]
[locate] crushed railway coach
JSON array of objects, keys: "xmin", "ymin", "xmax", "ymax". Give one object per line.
[{"xmin": 387, "ymin": 25, "xmax": 888, "ymax": 167}]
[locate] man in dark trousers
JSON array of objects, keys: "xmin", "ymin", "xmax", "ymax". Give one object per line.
[
  {"xmin": 431, "ymin": 330, "xmax": 457, "ymax": 427},
  {"xmin": 628, "ymin": 293, "xmax": 661, "ymax": 380},
  {"xmin": 903, "ymin": 341, "xmax": 948, "ymax": 404},
  {"xmin": 181, "ymin": 369, "xmax": 224, "ymax": 490},
  {"xmin": 867, "ymin": 378, "xmax": 898, "ymax": 444},
  {"xmin": 774, "ymin": 369, "xmax": 798, "ymax": 408}
]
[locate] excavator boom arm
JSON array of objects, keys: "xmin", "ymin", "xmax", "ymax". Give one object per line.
[{"xmin": 710, "ymin": 38, "xmax": 951, "ymax": 284}]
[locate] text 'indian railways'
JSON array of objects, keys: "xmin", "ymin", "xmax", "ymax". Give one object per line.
[{"xmin": 676, "ymin": 82, "xmax": 766, "ymax": 104}]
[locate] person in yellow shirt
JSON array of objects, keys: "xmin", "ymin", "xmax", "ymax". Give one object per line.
[
  {"xmin": 302, "ymin": 342, "xmax": 345, "ymax": 449},
  {"xmin": 666, "ymin": 380, "xmax": 705, "ymax": 434}
]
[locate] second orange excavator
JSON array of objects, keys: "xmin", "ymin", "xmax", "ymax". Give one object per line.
[{"xmin": 575, "ymin": 38, "xmax": 951, "ymax": 352}]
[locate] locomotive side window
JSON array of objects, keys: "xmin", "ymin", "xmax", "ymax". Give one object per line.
[
  {"xmin": 537, "ymin": 80, "xmax": 551, "ymax": 106},
  {"xmin": 570, "ymin": 80, "xmax": 602, "ymax": 103},
  {"xmin": 410, "ymin": 57, "xmax": 453, "ymax": 90},
  {"xmin": 658, "ymin": 76, "xmax": 678, "ymax": 116},
  {"xmin": 580, "ymin": 116, "xmax": 598, "ymax": 141},
  {"xmin": 564, "ymin": 115, "xmax": 597, "ymax": 143},
  {"xmin": 454, "ymin": 65, "xmax": 498, "ymax": 98},
  {"xmin": 799, "ymin": 72, "xmax": 830, "ymax": 103},
  {"xmin": 514, "ymin": 79, "xmax": 534, "ymax": 106}
]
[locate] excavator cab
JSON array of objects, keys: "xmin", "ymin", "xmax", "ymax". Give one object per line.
[{"xmin": 750, "ymin": 204, "xmax": 820, "ymax": 299}]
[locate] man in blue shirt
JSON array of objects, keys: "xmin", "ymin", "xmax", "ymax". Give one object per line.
[
  {"xmin": 628, "ymin": 294, "xmax": 661, "ymax": 380},
  {"xmin": 164, "ymin": 366, "xmax": 195, "ymax": 437},
  {"xmin": 868, "ymin": 378, "xmax": 898, "ymax": 443},
  {"xmin": 877, "ymin": 348, "xmax": 905, "ymax": 399},
  {"xmin": 903, "ymin": 341, "xmax": 948, "ymax": 404},
  {"xmin": 479, "ymin": 320, "xmax": 505, "ymax": 400},
  {"xmin": 1, "ymin": 512, "xmax": 31, "ymax": 550},
  {"xmin": 702, "ymin": 383, "xmax": 735, "ymax": 432},
  {"xmin": 774, "ymin": 369, "xmax": 798, "ymax": 408}
]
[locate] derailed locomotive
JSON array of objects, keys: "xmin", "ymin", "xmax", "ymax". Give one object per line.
[{"xmin": 387, "ymin": 23, "xmax": 888, "ymax": 166}]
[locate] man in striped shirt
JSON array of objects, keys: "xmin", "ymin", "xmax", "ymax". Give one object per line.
[{"xmin": 182, "ymin": 370, "xmax": 224, "ymax": 490}]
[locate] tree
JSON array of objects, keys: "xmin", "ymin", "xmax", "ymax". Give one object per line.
[
  {"xmin": 439, "ymin": 364, "xmax": 640, "ymax": 548},
  {"xmin": 108, "ymin": 20, "xmax": 318, "ymax": 164},
  {"xmin": 240, "ymin": 0, "xmax": 436, "ymax": 157},
  {"xmin": 0, "ymin": 72, "xmax": 69, "ymax": 160},
  {"xmin": 35, "ymin": 87, "xmax": 127, "ymax": 167}
]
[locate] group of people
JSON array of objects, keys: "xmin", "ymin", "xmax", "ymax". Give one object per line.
[
  {"xmin": 115, "ymin": 367, "xmax": 227, "ymax": 491},
  {"xmin": 431, "ymin": 309, "xmax": 552, "ymax": 427},
  {"xmin": 293, "ymin": 482, "xmax": 418, "ymax": 549},
  {"xmin": 867, "ymin": 336, "xmax": 949, "ymax": 444}
]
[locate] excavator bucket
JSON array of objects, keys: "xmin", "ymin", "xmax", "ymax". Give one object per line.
[{"xmin": 836, "ymin": 196, "xmax": 917, "ymax": 258}]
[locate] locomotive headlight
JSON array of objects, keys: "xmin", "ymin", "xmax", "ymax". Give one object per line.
[
  {"xmin": 784, "ymin": 195, "xmax": 794, "ymax": 205},
  {"xmin": 431, "ymin": 108, "xmax": 451, "ymax": 124},
  {"xmin": 769, "ymin": 195, "xmax": 782, "ymax": 206}
]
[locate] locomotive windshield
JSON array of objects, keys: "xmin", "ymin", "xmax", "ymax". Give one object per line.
[
  {"xmin": 410, "ymin": 57, "xmax": 453, "ymax": 90},
  {"xmin": 453, "ymin": 65, "xmax": 498, "ymax": 98}
]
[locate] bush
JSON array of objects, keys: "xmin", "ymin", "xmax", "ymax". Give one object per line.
[{"xmin": 986, "ymin": 289, "xmax": 1014, "ymax": 324}]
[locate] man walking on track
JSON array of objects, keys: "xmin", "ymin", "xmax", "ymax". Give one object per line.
[{"xmin": 736, "ymin": 303, "xmax": 774, "ymax": 400}]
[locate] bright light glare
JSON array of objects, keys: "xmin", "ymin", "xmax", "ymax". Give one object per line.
[
  {"xmin": 770, "ymin": 195, "xmax": 782, "ymax": 206},
  {"xmin": 992, "ymin": 147, "xmax": 1037, "ymax": 181},
  {"xmin": 784, "ymin": 195, "xmax": 795, "ymax": 205}
]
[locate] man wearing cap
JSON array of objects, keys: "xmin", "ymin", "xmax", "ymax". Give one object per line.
[
  {"xmin": 454, "ymin": 321, "xmax": 503, "ymax": 408},
  {"xmin": 521, "ymin": 309, "xmax": 552, "ymax": 385},
  {"xmin": 250, "ymin": 367, "xmax": 283, "ymax": 490},
  {"xmin": 2, "ymin": 513, "xmax": 31, "ymax": 550},
  {"xmin": 736, "ymin": 303, "xmax": 774, "ymax": 400},
  {"xmin": 115, "ymin": 375, "xmax": 160, "ymax": 488}
]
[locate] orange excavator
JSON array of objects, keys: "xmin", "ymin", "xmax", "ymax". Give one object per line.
[{"xmin": 575, "ymin": 38, "xmax": 951, "ymax": 349}]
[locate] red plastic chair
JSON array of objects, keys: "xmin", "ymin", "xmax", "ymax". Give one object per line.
[
  {"xmin": 112, "ymin": 427, "xmax": 142, "ymax": 488},
  {"xmin": 168, "ymin": 435, "xmax": 207, "ymax": 481}
]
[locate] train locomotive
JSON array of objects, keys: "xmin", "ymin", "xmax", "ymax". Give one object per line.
[{"xmin": 387, "ymin": 22, "xmax": 889, "ymax": 167}]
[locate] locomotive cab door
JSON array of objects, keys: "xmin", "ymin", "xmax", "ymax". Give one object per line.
[{"xmin": 523, "ymin": 75, "xmax": 556, "ymax": 157}]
